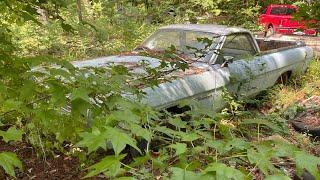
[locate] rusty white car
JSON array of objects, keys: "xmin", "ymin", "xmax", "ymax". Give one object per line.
[{"xmin": 73, "ymin": 24, "xmax": 314, "ymax": 112}]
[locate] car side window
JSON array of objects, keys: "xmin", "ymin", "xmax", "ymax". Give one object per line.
[
  {"xmin": 148, "ymin": 31, "xmax": 181, "ymax": 50},
  {"xmin": 217, "ymin": 34, "xmax": 256, "ymax": 63},
  {"xmin": 270, "ymin": 7, "xmax": 285, "ymax": 15},
  {"xmin": 286, "ymin": 8, "xmax": 296, "ymax": 15},
  {"xmin": 270, "ymin": 7, "xmax": 295, "ymax": 15}
]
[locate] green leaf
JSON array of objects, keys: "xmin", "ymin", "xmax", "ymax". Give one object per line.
[
  {"xmin": 84, "ymin": 155, "xmax": 125, "ymax": 178},
  {"xmin": 204, "ymin": 163, "xmax": 247, "ymax": 180},
  {"xmin": 71, "ymin": 98, "xmax": 91, "ymax": 115},
  {"xmin": 293, "ymin": 151, "xmax": 320, "ymax": 179},
  {"xmin": 155, "ymin": 126, "xmax": 178, "ymax": 137},
  {"xmin": 169, "ymin": 143, "xmax": 187, "ymax": 156},
  {"xmin": 247, "ymin": 147, "xmax": 278, "ymax": 175},
  {"xmin": 241, "ymin": 118, "xmax": 283, "ymax": 133},
  {"xmin": 171, "ymin": 167, "xmax": 202, "ymax": 180},
  {"xmin": 207, "ymin": 138, "xmax": 250, "ymax": 154},
  {"xmin": 0, "ymin": 152, "xmax": 23, "ymax": 177},
  {"xmin": 71, "ymin": 87, "xmax": 91, "ymax": 103},
  {"xmin": 60, "ymin": 21, "xmax": 75, "ymax": 33},
  {"xmin": 168, "ymin": 117, "xmax": 187, "ymax": 128},
  {"xmin": 112, "ymin": 110, "xmax": 140, "ymax": 123},
  {"xmin": 76, "ymin": 127, "xmax": 107, "ymax": 153},
  {"xmin": 0, "ymin": 127, "xmax": 23, "ymax": 143},
  {"xmin": 265, "ymin": 174, "xmax": 291, "ymax": 180},
  {"xmin": 115, "ymin": 177, "xmax": 136, "ymax": 180},
  {"xmin": 105, "ymin": 127, "xmax": 140, "ymax": 156},
  {"xmin": 21, "ymin": 11, "xmax": 42, "ymax": 26},
  {"xmin": 129, "ymin": 123, "xmax": 152, "ymax": 142},
  {"xmin": 129, "ymin": 155, "xmax": 151, "ymax": 168},
  {"xmin": 2, "ymin": 99, "xmax": 23, "ymax": 112},
  {"xmin": 180, "ymin": 132, "xmax": 200, "ymax": 142},
  {"xmin": 19, "ymin": 80, "xmax": 35, "ymax": 100}
]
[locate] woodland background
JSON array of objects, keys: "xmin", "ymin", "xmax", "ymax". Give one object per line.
[{"xmin": 0, "ymin": 0, "xmax": 320, "ymax": 179}]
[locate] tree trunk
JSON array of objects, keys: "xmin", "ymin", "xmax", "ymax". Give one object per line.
[
  {"xmin": 76, "ymin": 0, "xmax": 83, "ymax": 23},
  {"xmin": 243, "ymin": 0, "xmax": 248, "ymax": 7}
]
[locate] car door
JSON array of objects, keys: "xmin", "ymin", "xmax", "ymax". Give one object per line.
[{"xmin": 217, "ymin": 33, "xmax": 267, "ymax": 97}]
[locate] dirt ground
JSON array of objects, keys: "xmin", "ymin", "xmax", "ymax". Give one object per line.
[{"xmin": 0, "ymin": 141, "xmax": 83, "ymax": 179}]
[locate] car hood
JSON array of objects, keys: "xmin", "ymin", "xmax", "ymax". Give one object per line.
[
  {"xmin": 73, "ymin": 55, "xmax": 161, "ymax": 68},
  {"xmin": 72, "ymin": 55, "xmax": 210, "ymax": 75}
]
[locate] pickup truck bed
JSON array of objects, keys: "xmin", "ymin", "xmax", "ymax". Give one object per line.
[{"xmin": 256, "ymin": 38, "xmax": 303, "ymax": 52}]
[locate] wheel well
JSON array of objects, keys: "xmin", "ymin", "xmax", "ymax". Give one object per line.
[
  {"xmin": 285, "ymin": 71, "xmax": 292, "ymax": 78},
  {"xmin": 166, "ymin": 105, "xmax": 191, "ymax": 114},
  {"xmin": 277, "ymin": 71, "xmax": 292, "ymax": 84},
  {"xmin": 281, "ymin": 71, "xmax": 292, "ymax": 79}
]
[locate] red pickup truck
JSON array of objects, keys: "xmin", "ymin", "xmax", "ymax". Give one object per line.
[{"xmin": 259, "ymin": 4, "xmax": 318, "ymax": 37}]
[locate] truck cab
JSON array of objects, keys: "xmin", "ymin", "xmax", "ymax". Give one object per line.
[{"xmin": 259, "ymin": 4, "xmax": 318, "ymax": 37}]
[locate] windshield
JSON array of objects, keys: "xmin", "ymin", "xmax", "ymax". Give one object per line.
[{"xmin": 141, "ymin": 29, "xmax": 220, "ymax": 61}]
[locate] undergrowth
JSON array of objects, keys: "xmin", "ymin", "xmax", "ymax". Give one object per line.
[
  {"xmin": 0, "ymin": 1, "xmax": 320, "ymax": 178},
  {"xmin": 1, "ymin": 57, "xmax": 320, "ymax": 179}
]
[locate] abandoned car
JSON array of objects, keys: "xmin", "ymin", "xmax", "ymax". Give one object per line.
[{"xmin": 73, "ymin": 24, "xmax": 314, "ymax": 112}]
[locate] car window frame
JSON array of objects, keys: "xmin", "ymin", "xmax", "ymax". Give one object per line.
[{"xmin": 218, "ymin": 33, "xmax": 258, "ymax": 62}]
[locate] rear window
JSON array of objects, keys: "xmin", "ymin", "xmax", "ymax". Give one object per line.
[{"xmin": 270, "ymin": 7, "xmax": 296, "ymax": 15}]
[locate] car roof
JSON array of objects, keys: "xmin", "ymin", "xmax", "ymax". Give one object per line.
[{"xmin": 159, "ymin": 24, "xmax": 250, "ymax": 36}]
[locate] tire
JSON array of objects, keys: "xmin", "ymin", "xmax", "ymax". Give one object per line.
[{"xmin": 265, "ymin": 26, "xmax": 274, "ymax": 37}]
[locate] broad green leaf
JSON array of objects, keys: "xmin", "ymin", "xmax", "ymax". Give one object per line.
[
  {"xmin": 129, "ymin": 123, "xmax": 152, "ymax": 142},
  {"xmin": 103, "ymin": 160, "xmax": 122, "ymax": 177},
  {"xmin": 112, "ymin": 110, "xmax": 140, "ymax": 123},
  {"xmin": 265, "ymin": 174, "xmax": 291, "ymax": 180},
  {"xmin": 76, "ymin": 127, "xmax": 107, "ymax": 153},
  {"xmin": 155, "ymin": 126, "xmax": 178, "ymax": 137},
  {"xmin": 19, "ymin": 80, "xmax": 35, "ymax": 100},
  {"xmin": 224, "ymin": 138, "xmax": 250, "ymax": 151},
  {"xmin": 129, "ymin": 155, "xmax": 151, "ymax": 167},
  {"xmin": 115, "ymin": 177, "xmax": 136, "ymax": 180},
  {"xmin": 61, "ymin": 21, "xmax": 75, "ymax": 33},
  {"xmin": 293, "ymin": 151, "xmax": 320, "ymax": 179},
  {"xmin": 241, "ymin": 118, "xmax": 283, "ymax": 133},
  {"xmin": 171, "ymin": 167, "xmax": 202, "ymax": 180},
  {"xmin": 47, "ymin": 80, "xmax": 67, "ymax": 106},
  {"xmin": 56, "ymin": 60, "xmax": 75, "ymax": 71},
  {"xmin": 169, "ymin": 117, "xmax": 187, "ymax": 128},
  {"xmin": 180, "ymin": 132, "xmax": 200, "ymax": 142},
  {"xmin": 84, "ymin": 155, "xmax": 125, "ymax": 178},
  {"xmin": 206, "ymin": 140, "xmax": 225, "ymax": 153},
  {"xmin": 105, "ymin": 127, "xmax": 140, "ymax": 156},
  {"xmin": 71, "ymin": 87, "xmax": 91, "ymax": 103},
  {"xmin": 2, "ymin": 99, "xmax": 22, "ymax": 112},
  {"xmin": 208, "ymin": 138, "xmax": 250, "ymax": 154},
  {"xmin": 0, "ymin": 127, "xmax": 23, "ymax": 143},
  {"xmin": 204, "ymin": 163, "xmax": 247, "ymax": 180},
  {"xmin": 0, "ymin": 152, "xmax": 23, "ymax": 177},
  {"xmin": 169, "ymin": 143, "xmax": 187, "ymax": 156},
  {"xmin": 71, "ymin": 98, "xmax": 91, "ymax": 115},
  {"xmin": 21, "ymin": 11, "xmax": 42, "ymax": 25},
  {"xmin": 247, "ymin": 147, "xmax": 278, "ymax": 175}
]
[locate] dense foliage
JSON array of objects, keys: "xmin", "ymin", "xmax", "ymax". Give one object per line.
[{"xmin": 0, "ymin": 0, "xmax": 319, "ymax": 179}]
